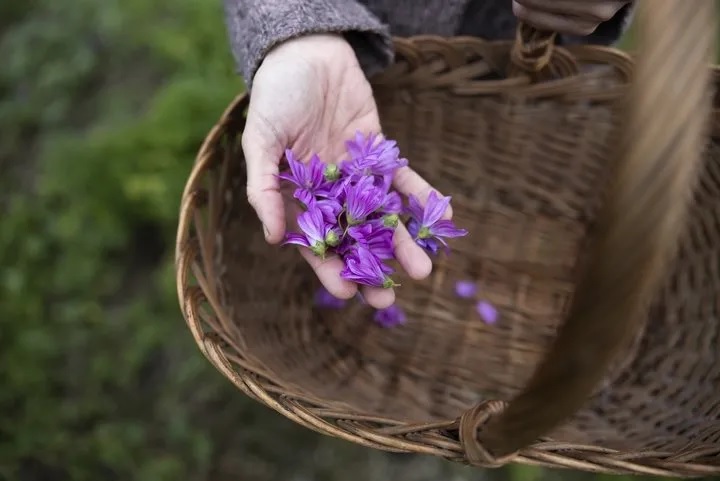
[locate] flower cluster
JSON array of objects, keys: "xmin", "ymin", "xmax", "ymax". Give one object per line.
[
  {"xmin": 281, "ymin": 132, "xmax": 467, "ymax": 291},
  {"xmin": 281, "ymin": 132, "xmax": 473, "ymax": 328}
]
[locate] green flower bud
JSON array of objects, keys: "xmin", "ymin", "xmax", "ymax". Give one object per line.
[
  {"xmin": 323, "ymin": 164, "xmax": 340, "ymax": 182},
  {"xmin": 310, "ymin": 241, "xmax": 327, "ymax": 258},
  {"xmin": 382, "ymin": 214, "xmax": 399, "ymax": 228},
  {"xmin": 382, "ymin": 277, "xmax": 399, "ymax": 289},
  {"xmin": 325, "ymin": 230, "xmax": 340, "ymax": 247}
]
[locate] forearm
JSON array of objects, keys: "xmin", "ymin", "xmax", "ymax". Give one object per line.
[{"xmin": 222, "ymin": 0, "xmax": 394, "ymax": 89}]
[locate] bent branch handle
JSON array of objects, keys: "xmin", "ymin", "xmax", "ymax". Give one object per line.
[{"xmin": 474, "ymin": 0, "xmax": 717, "ymax": 458}]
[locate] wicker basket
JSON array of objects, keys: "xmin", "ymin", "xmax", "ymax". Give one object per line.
[{"xmin": 176, "ymin": 1, "xmax": 720, "ymax": 476}]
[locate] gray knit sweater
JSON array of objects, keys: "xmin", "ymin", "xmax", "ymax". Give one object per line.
[{"xmin": 222, "ymin": 0, "xmax": 633, "ymax": 89}]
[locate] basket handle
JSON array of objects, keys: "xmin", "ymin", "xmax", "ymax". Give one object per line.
[
  {"xmin": 510, "ymin": 22, "xmax": 557, "ymax": 74},
  {"xmin": 462, "ymin": 0, "xmax": 717, "ymax": 462}
]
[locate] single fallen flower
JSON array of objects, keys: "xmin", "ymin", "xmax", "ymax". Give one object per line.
[
  {"xmin": 373, "ymin": 304, "xmax": 407, "ymax": 328},
  {"xmin": 476, "ymin": 300, "xmax": 499, "ymax": 325},
  {"xmin": 406, "ymin": 191, "xmax": 468, "ymax": 255},
  {"xmin": 314, "ymin": 287, "xmax": 347, "ymax": 309},
  {"xmin": 454, "ymin": 280, "xmax": 477, "ymax": 299}
]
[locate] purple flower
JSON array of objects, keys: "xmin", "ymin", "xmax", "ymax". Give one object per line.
[
  {"xmin": 278, "ymin": 150, "xmax": 331, "ymax": 198},
  {"xmin": 381, "ymin": 191, "xmax": 403, "ymax": 215},
  {"xmin": 455, "ymin": 280, "xmax": 477, "ymax": 299},
  {"xmin": 344, "ymin": 176, "xmax": 385, "ymax": 225},
  {"xmin": 293, "ymin": 188, "xmax": 313, "ymax": 208},
  {"xmin": 312, "ymin": 197, "xmax": 343, "ymax": 226},
  {"xmin": 373, "ymin": 304, "xmax": 407, "ymax": 328},
  {"xmin": 314, "ymin": 287, "xmax": 347, "ymax": 309},
  {"xmin": 476, "ymin": 301, "xmax": 499, "ymax": 324},
  {"xmin": 348, "ymin": 223, "xmax": 395, "ymax": 260},
  {"xmin": 283, "ymin": 206, "xmax": 331, "ymax": 257},
  {"xmin": 340, "ymin": 247, "xmax": 396, "ymax": 288},
  {"xmin": 407, "ymin": 190, "xmax": 468, "ymax": 254},
  {"xmin": 407, "ymin": 219, "xmax": 440, "ymax": 255},
  {"xmin": 341, "ymin": 131, "xmax": 408, "ymax": 179},
  {"xmin": 323, "ymin": 178, "xmax": 348, "ymax": 204}
]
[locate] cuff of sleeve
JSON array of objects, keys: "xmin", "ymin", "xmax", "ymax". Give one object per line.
[
  {"xmin": 223, "ymin": 0, "xmax": 394, "ymax": 89},
  {"xmin": 558, "ymin": 2, "xmax": 635, "ymax": 46}
]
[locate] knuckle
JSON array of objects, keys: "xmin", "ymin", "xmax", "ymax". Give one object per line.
[
  {"xmin": 574, "ymin": 23, "xmax": 600, "ymax": 36},
  {"xmin": 245, "ymin": 185, "xmax": 262, "ymax": 209},
  {"xmin": 241, "ymin": 128, "xmax": 261, "ymax": 158},
  {"xmin": 241, "ymin": 129, "xmax": 252, "ymax": 152},
  {"xmin": 512, "ymin": 2, "xmax": 530, "ymax": 19},
  {"xmin": 590, "ymin": 5, "xmax": 619, "ymax": 22}
]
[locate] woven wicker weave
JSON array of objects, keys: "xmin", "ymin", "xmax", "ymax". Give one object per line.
[{"xmin": 176, "ymin": 0, "xmax": 720, "ymax": 476}]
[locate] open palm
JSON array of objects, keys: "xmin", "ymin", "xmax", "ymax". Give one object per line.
[{"xmin": 242, "ymin": 34, "xmax": 445, "ymax": 308}]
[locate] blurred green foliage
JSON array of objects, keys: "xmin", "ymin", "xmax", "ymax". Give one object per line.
[
  {"xmin": 0, "ymin": 1, "xmax": 712, "ymax": 480},
  {"xmin": 0, "ymin": 0, "xmax": 240, "ymax": 479}
]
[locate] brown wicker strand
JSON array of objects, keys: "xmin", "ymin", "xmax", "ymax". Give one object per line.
[{"xmin": 476, "ymin": 0, "xmax": 717, "ymax": 458}]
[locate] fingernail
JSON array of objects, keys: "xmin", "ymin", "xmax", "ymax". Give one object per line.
[{"xmin": 262, "ymin": 224, "xmax": 270, "ymax": 239}]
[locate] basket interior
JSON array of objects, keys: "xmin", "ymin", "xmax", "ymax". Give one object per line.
[
  {"xmin": 195, "ymin": 63, "xmax": 720, "ymax": 455},
  {"xmin": 215, "ymin": 90, "xmax": 618, "ymax": 423}
]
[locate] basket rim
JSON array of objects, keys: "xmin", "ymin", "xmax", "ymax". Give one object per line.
[
  {"xmin": 371, "ymin": 36, "xmax": 634, "ymax": 101},
  {"xmin": 175, "ymin": 34, "xmax": 720, "ymax": 476}
]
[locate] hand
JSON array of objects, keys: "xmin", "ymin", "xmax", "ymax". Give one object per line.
[
  {"xmin": 242, "ymin": 34, "xmax": 440, "ymax": 309},
  {"xmin": 512, "ymin": 0, "xmax": 631, "ymax": 36}
]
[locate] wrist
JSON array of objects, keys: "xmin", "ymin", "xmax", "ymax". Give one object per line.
[{"xmin": 265, "ymin": 33, "xmax": 353, "ymax": 62}]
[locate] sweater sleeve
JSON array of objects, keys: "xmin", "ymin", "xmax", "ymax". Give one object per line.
[{"xmin": 222, "ymin": 0, "xmax": 394, "ymax": 89}]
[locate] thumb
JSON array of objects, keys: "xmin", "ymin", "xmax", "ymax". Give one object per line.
[{"xmin": 241, "ymin": 119, "xmax": 286, "ymax": 244}]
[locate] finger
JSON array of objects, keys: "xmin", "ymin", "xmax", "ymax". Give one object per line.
[
  {"xmin": 299, "ymin": 247, "xmax": 358, "ymax": 300},
  {"xmin": 394, "ymin": 223, "xmax": 432, "ymax": 280},
  {"xmin": 360, "ymin": 285, "xmax": 396, "ymax": 309},
  {"xmin": 513, "ymin": 0, "xmax": 628, "ymax": 22},
  {"xmin": 393, "ymin": 166, "xmax": 453, "ymax": 220},
  {"xmin": 241, "ymin": 120, "xmax": 287, "ymax": 244},
  {"xmin": 512, "ymin": 2, "xmax": 601, "ymax": 36}
]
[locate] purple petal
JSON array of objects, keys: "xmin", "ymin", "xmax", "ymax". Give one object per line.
[
  {"xmin": 340, "ymin": 246, "xmax": 393, "ymax": 287},
  {"xmin": 296, "ymin": 207, "xmax": 327, "ymax": 245},
  {"xmin": 307, "ymin": 154, "xmax": 326, "ymax": 188},
  {"xmin": 454, "ymin": 280, "xmax": 477, "ymax": 299},
  {"xmin": 406, "ymin": 218, "xmax": 420, "ymax": 238},
  {"xmin": 429, "ymin": 220, "xmax": 468, "ymax": 239},
  {"xmin": 285, "ymin": 149, "xmax": 308, "ymax": 186},
  {"xmin": 345, "ymin": 131, "xmax": 374, "ymax": 160},
  {"xmin": 342, "ymin": 131, "xmax": 408, "ymax": 178},
  {"xmin": 293, "ymin": 188, "xmax": 314, "ymax": 207},
  {"xmin": 476, "ymin": 301, "xmax": 499, "ymax": 325},
  {"xmin": 348, "ymin": 223, "xmax": 395, "ymax": 260},
  {"xmin": 347, "ymin": 224, "xmax": 373, "ymax": 243},
  {"xmin": 282, "ymin": 232, "xmax": 310, "ymax": 248},
  {"xmin": 406, "ymin": 195, "xmax": 425, "ymax": 222},
  {"xmin": 373, "ymin": 304, "xmax": 407, "ymax": 328},
  {"xmin": 313, "ymin": 198, "xmax": 343, "ymax": 225},
  {"xmin": 416, "ymin": 237, "xmax": 441, "ymax": 255},
  {"xmin": 314, "ymin": 287, "xmax": 347, "ymax": 309},
  {"xmin": 381, "ymin": 191, "xmax": 403, "ymax": 215},
  {"xmin": 277, "ymin": 172, "xmax": 300, "ymax": 187},
  {"xmin": 345, "ymin": 176, "xmax": 385, "ymax": 223},
  {"xmin": 423, "ymin": 190, "xmax": 451, "ymax": 227}
]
